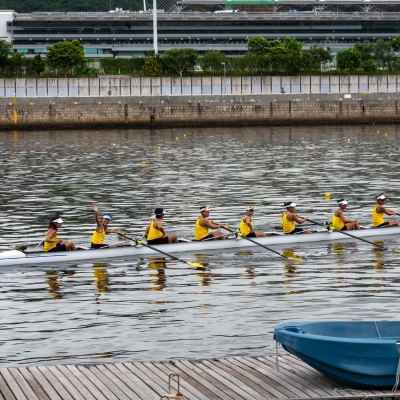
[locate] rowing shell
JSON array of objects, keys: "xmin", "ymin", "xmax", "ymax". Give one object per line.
[{"xmin": 0, "ymin": 227, "xmax": 399, "ymax": 267}]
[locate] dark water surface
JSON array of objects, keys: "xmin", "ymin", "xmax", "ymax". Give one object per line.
[{"xmin": 1, "ymin": 125, "xmax": 400, "ymax": 367}]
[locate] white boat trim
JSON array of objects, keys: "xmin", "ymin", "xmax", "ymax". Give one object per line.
[{"xmin": 0, "ymin": 226, "xmax": 399, "ymax": 266}]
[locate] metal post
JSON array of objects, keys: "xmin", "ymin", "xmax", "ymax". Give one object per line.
[
  {"xmin": 153, "ymin": 0, "xmax": 158, "ymax": 54},
  {"xmin": 222, "ymin": 62, "xmax": 226, "ymax": 94}
]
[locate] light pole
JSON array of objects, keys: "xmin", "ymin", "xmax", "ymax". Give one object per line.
[
  {"xmin": 153, "ymin": 0, "xmax": 158, "ymax": 54},
  {"xmin": 331, "ymin": 35, "xmax": 335, "ymax": 44},
  {"xmin": 188, "ymin": 36, "xmax": 191, "ymax": 45},
  {"xmin": 221, "ymin": 62, "xmax": 226, "ymax": 94}
]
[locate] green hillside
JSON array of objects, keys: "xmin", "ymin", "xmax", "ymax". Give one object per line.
[{"xmin": 5, "ymin": 0, "xmax": 146, "ymax": 13}]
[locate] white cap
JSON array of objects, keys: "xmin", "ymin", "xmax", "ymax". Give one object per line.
[
  {"xmin": 338, "ymin": 200, "xmax": 348, "ymax": 205},
  {"xmin": 377, "ymin": 195, "xmax": 386, "ymax": 200},
  {"xmin": 52, "ymin": 218, "xmax": 64, "ymax": 223},
  {"xmin": 286, "ymin": 202, "xmax": 296, "ymax": 208}
]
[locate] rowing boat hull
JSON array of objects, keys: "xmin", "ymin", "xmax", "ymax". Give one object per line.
[{"xmin": 1, "ymin": 227, "xmax": 400, "ymax": 266}]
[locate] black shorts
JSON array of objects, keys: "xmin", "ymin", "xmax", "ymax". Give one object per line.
[
  {"xmin": 340, "ymin": 225, "xmax": 348, "ymax": 231},
  {"xmin": 91, "ymin": 243, "xmax": 107, "ymax": 249},
  {"xmin": 46, "ymin": 243, "xmax": 67, "ymax": 252},
  {"xmin": 245, "ymin": 232, "xmax": 256, "ymax": 238},
  {"xmin": 377, "ymin": 222, "xmax": 390, "ymax": 228},
  {"xmin": 147, "ymin": 237, "xmax": 169, "ymax": 245},
  {"xmin": 198, "ymin": 234, "xmax": 214, "ymax": 241},
  {"xmin": 288, "ymin": 227, "xmax": 304, "ymax": 235}
]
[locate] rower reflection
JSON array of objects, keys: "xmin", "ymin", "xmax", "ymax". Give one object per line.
[
  {"xmin": 93, "ymin": 264, "xmax": 109, "ymax": 293},
  {"xmin": 371, "ymin": 240, "xmax": 386, "ymax": 270},
  {"xmin": 197, "ymin": 271, "xmax": 211, "ymax": 286},
  {"xmin": 45, "ymin": 269, "xmax": 76, "ymax": 299},
  {"xmin": 149, "ymin": 258, "xmax": 167, "ymax": 291}
]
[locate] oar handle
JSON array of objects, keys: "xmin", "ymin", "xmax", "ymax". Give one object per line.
[{"xmin": 306, "ymin": 219, "xmax": 388, "ymax": 251}]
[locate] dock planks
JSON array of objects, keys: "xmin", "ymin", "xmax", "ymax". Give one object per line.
[{"xmin": 0, "ymin": 355, "xmax": 399, "ymax": 400}]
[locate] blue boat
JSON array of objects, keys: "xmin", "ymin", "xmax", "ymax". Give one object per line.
[{"xmin": 274, "ymin": 321, "xmax": 400, "ymax": 389}]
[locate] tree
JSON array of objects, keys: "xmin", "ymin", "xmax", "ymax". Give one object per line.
[
  {"xmin": 46, "ymin": 40, "xmax": 85, "ymax": 77},
  {"xmin": 363, "ymin": 59, "xmax": 378, "ymax": 74},
  {"xmin": 336, "ymin": 48, "xmax": 362, "ymax": 72},
  {"xmin": 0, "ymin": 40, "xmax": 11, "ymax": 74},
  {"xmin": 354, "ymin": 41, "xmax": 374, "ymax": 68},
  {"xmin": 374, "ymin": 39, "xmax": 395, "ymax": 70},
  {"xmin": 162, "ymin": 48, "xmax": 198, "ymax": 77},
  {"xmin": 390, "ymin": 37, "xmax": 400, "ymax": 53},
  {"xmin": 248, "ymin": 37, "xmax": 269, "ymax": 55},
  {"xmin": 142, "ymin": 50, "xmax": 162, "ymax": 77},
  {"xmin": 303, "ymin": 45, "xmax": 332, "ymax": 73},
  {"xmin": 8, "ymin": 52, "xmax": 26, "ymax": 77},
  {"xmin": 30, "ymin": 54, "xmax": 45, "ymax": 76},
  {"xmin": 200, "ymin": 50, "xmax": 227, "ymax": 74}
]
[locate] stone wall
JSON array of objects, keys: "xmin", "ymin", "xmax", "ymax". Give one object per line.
[{"xmin": 2, "ymin": 93, "xmax": 400, "ymax": 130}]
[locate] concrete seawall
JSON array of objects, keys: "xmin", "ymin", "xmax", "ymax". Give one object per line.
[{"xmin": 2, "ymin": 93, "xmax": 400, "ymax": 130}]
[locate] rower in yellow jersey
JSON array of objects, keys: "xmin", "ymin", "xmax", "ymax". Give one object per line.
[
  {"xmin": 372, "ymin": 194, "xmax": 400, "ymax": 227},
  {"xmin": 239, "ymin": 206, "xmax": 266, "ymax": 237},
  {"xmin": 91, "ymin": 204, "xmax": 117, "ymax": 249},
  {"xmin": 282, "ymin": 202, "xmax": 311, "ymax": 234},
  {"xmin": 195, "ymin": 206, "xmax": 226, "ymax": 241},
  {"xmin": 145, "ymin": 208, "xmax": 178, "ymax": 244},
  {"xmin": 332, "ymin": 199, "xmax": 360, "ymax": 231}
]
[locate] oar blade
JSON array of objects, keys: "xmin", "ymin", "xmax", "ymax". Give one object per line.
[
  {"xmin": 394, "ymin": 249, "xmax": 400, "ymax": 253},
  {"xmin": 186, "ymin": 261, "xmax": 206, "ymax": 268},
  {"xmin": 287, "ymin": 256, "xmax": 304, "ymax": 262}
]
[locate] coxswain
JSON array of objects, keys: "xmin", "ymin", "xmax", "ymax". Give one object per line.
[
  {"xmin": 282, "ymin": 202, "xmax": 311, "ymax": 234},
  {"xmin": 44, "ymin": 217, "xmax": 76, "ymax": 252},
  {"xmin": 372, "ymin": 194, "xmax": 400, "ymax": 227},
  {"xmin": 91, "ymin": 204, "xmax": 117, "ymax": 249},
  {"xmin": 239, "ymin": 206, "xmax": 266, "ymax": 237},
  {"xmin": 332, "ymin": 199, "xmax": 360, "ymax": 230},
  {"xmin": 145, "ymin": 208, "xmax": 178, "ymax": 244},
  {"xmin": 195, "ymin": 206, "xmax": 226, "ymax": 240}
]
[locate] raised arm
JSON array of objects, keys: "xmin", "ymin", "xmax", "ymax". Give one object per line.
[{"xmin": 91, "ymin": 204, "xmax": 102, "ymax": 228}]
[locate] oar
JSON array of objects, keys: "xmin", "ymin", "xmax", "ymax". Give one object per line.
[
  {"xmin": 223, "ymin": 226, "xmax": 303, "ymax": 262},
  {"xmin": 117, "ymin": 231, "xmax": 205, "ymax": 268},
  {"xmin": 307, "ymin": 219, "xmax": 400, "ymax": 253}
]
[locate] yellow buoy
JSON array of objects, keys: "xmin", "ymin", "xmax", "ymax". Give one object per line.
[
  {"xmin": 112, "ymin": 143, "xmax": 116, "ymax": 146},
  {"xmin": 176, "ymin": 137, "xmax": 179, "ymax": 141},
  {"xmin": 142, "ymin": 160, "xmax": 146, "ymax": 165},
  {"xmin": 325, "ymin": 193, "xmax": 331, "ymax": 200},
  {"xmin": 184, "ymin": 134, "xmax": 186, "ymax": 137},
  {"xmin": 157, "ymin": 146, "xmax": 161, "ymax": 150},
  {"xmin": 377, "ymin": 130, "xmax": 380, "ymax": 133},
  {"xmin": 348, "ymin": 138, "xmax": 350, "ymax": 142},
  {"xmin": 385, "ymin": 133, "xmax": 388, "ymax": 136}
]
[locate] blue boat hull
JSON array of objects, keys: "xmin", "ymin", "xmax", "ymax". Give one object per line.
[{"xmin": 274, "ymin": 321, "xmax": 400, "ymax": 388}]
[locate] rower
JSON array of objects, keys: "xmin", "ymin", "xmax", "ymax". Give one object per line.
[
  {"xmin": 282, "ymin": 202, "xmax": 311, "ymax": 234},
  {"xmin": 239, "ymin": 206, "xmax": 266, "ymax": 237},
  {"xmin": 195, "ymin": 206, "xmax": 226, "ymax": 240},
  {"xmin": 332, "ymin": 199, "xmax": 360, "ymax": 231},
  {"xmin": 91, "ymin": 204, "xmax": 117, "ymax": 249},
  {"xmin": 372, "ymin": 194, "xmax": 400, "ymax": 228},
  {"xmin": 44, "ymin": 217, "xmax": 76, "ymax": 252},
  {"xmin": 145, "ymin": 208, "xmax": 178, "ymax": 245}
]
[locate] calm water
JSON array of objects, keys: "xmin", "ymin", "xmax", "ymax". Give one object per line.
[{"xmin": 1, "ymin": 125, "xmax": 400, "ymax": 367}]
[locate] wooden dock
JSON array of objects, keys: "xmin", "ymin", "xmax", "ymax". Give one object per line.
[{"xmin": 0, "ymin": 354, "xmax": 399, "ymax": 400}]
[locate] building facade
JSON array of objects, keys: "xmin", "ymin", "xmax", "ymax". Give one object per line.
[{"xmin": 4, "ymin": 4, "xmax": 400, "ymax": 58}]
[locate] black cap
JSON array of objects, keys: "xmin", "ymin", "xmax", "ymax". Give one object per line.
[{"xmin": 155, "ymin": 208, "xmax": 165, "ymax": 217}]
